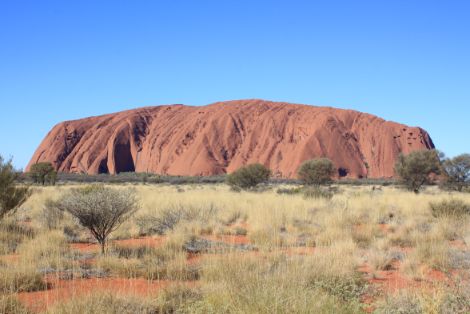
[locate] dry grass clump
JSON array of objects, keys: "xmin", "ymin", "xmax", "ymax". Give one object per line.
[
  {"xmin": 351, "ymin": 224, "xmax": 382, "ymax": 249},
  {"xmin": 374, "ymin": 284, "xmax": 470, "ymax": 314},
  {"xmin": 199, "ymin": 251, "xmax": 364, "ymax": 313},
  {"xmin": 406, "ymin": 238, "xmax": 452, "ymax": 272},
  {"xmin": 368, "ymin": 248, "xmax": 403, "ymax": 272},
  {"xmin": 97, "ymin": 243, "xmax": 198, "ymax": 281},
  {"xmin": 248, "ymin": 228, "xmax": 287, "ymax": 249},
  {"xmin": 135, "ymin": 204, "xmax": 218, "ymax": 236},
  {"xmin": 302, "ymin": 186, "xmax": 335, "ymax": 199},
  {"xmin": 430, "ymin": 199, "xmax": 470, "ymax": 218},
  {"xmin": 0, "ymin": 265, "xmax": 46, "ymax": 293},
  {"xmin": 17, "ymin": 230, "xmax": 72, "ymax": 270},
  {"xmin": 0, "ymin": 295, "xmax": 32, "ymax": 314},
  {"xmin": 0, "ymin": 219, "xmax": 35, "ymax": 254}
]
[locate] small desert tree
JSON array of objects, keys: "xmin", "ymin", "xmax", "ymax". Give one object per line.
[
  {"xmin": 441, "ymin": 154, "xmax": 470, "ymax": 191},
  {"xmin": 394, "ymin": 150, "xmax": 441, "ymax": 193},
  {"xmin": 297, "ymin": 158, "xmax": 336, "ymax": 186},
  {"xmin": 55, "ymin": 185, "xmax": 139, "ymax": 254},
  {"xmin": 226, "ymin": 163, "xmax": 271, "ymax": 190},
  {"xmin": 0, "ymin": 156, "xmax": 31, "ymax": 220},
  {"xmin": 29, "ymin": 162, "xmax": 57, "ymax": 185}
]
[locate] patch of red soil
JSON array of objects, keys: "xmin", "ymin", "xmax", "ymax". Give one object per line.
[
  {"xmin": 17, "ymin": 277, "xmax": 171, "ymax": 313},
  {"xmin": 114, "ymin": 236, "xmax": 165, "ymax": 248},
  {"xmin": 186, "ymin": 253, "xmax": 202, "ymax": 265},
  {"xmin": 70, "ymin": 236, "xmax": 164, "ymax": 253},
  {"xmin": 450, "ymin": 240, "xmax": 468, "ymax": 250},
  {"xmin": 0, "ymin": 253, "xmax": 19, "ymax": 263},
  {"xmin": 70, "ymin": 242, "xmax": 99, "ymax": 253},
  {"xmin": 378, "ymin": 223, "xmax": 390, "ymax": 233},
  {"xmin": 359, "ymin": 261, "xmax": 453, "ymax": 294},
  {"xmin": 203, "ymin": 234, "xmax": 250, "ymax": 245}
]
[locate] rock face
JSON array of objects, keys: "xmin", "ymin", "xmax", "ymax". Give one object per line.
[{"xmin": 27, "ymin": 99, "xmax": 435, "ymax": 178}]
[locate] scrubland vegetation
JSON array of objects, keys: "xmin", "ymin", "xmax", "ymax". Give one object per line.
[
  {"xmin": 0, "ymin": 153, "xmax": 469, "ymax": 313},
  {"xmin": 0, "ymin": 182, "xmax": 469, "ymax": 313}
]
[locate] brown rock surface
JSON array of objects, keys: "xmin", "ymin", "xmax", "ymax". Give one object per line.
[{"xmin": 27, "ymin": 99, "xmax": 434, "ymax": 178}]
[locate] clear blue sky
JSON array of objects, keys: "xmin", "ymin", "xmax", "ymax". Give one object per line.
[{"xmin": 1, "ymin": 0, "xmax": 469, "ymax": 169}]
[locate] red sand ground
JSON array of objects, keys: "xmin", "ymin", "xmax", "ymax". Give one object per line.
[
  {"xmin": 202, "ymin": 234, "xmax": 250, "ymax": 245},
  {"xmin": 17, "ymin": 277, "xmax": 171, "ymax": 313},
  {"xmin": 70, "ymin": 236, "xmax": 165, "ymax": 253}
]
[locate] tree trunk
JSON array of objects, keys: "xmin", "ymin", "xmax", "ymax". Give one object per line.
[{"xmin": 100, "ymin": 241, "xmax": 106, "ymax": 255}]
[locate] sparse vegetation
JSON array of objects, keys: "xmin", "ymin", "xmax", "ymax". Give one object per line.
[{"xmin": 0, "ymin": 181, "xmax": 469, "ymax": 313}]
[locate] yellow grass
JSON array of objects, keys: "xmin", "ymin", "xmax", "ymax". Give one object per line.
[{"xmin": 1, "ymin": 183, "xmax": 469, "ymax": 313}]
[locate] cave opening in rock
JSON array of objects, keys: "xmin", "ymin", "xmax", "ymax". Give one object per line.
[
  {"xmin": 338, "ymin": 167, "xmax": 348, "ymax": 177},
  {"xmin": 114, "ymin": 141, "xmax": 135, "ymax": 173},
  {"xmin": 98, "ymin": 158, "xmax": 109, "ymax": 174}
]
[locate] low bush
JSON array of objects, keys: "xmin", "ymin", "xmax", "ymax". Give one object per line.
[
  {"xmin": 226, "ymin": 164, "xmax": 271, "ymax": 190},
  {"xmin": 303, "ymin": 186, "xmax": 334, "ymax": 199},
  {"xmin": 276, "ymin": 187, "xmax": 303, "ymax": 195},
  {"xmin": 0, "ymin": 220, "xmax": 34, "ymax": 254},
  {"xmin": 298, "ymin": 158, "xmax": 336, "ymax": 186},
  {"xmin": 136, "ymin": 204, "xmax": 218, "ymax": 236},
  {"xmin": 39, "ymin": 199, "xmax": 64, "ymax": 229},
  {"xmin": 0, "ymin": 266, "xmax": 46, "ymax": 293},
  {"xmin": 0, "ymin": 295, "xmax": 31, "ymax": 314}
]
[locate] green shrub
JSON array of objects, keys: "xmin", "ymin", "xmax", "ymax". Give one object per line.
[
  {"xmin": 298, "ymin": 158, "xmax": 336, "ymax": 186},
  {"xmin": 394, "ymin": 150, "xmax": 441, "ymax": 193},
  {"xmin": 54, "ymin": 185, "xmax": 140, "ymax": 254},
  {"xmin": 226, "ymin": 164, "xmax": 271, "ymax": 190},
  {"xmin": 430, "ymin": 199, "xmax": 470, "ymax": 218},
  {"xmin": 29, "ymin": 162, "xmax": 57, "ymax": 185},
  {"xmin": 276, "ymin": 187, "xmax": 303, "ymax": 195},
  {"xmin": 441, "ymin": 154, "xmax": 470, "ymax": 191},
  {"xmin": 0, "ymin": 155, "xmax": 31, "ymax": 220}
]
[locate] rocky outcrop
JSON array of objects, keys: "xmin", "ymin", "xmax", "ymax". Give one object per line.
[{"xmin": 27, "ymin": 99, "xmax": 435, "ymax": 178}]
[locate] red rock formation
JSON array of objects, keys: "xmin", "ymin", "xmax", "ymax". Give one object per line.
[{"xmin": 27, "ymin": 99, "xmax": 434, "ymax": 178}]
